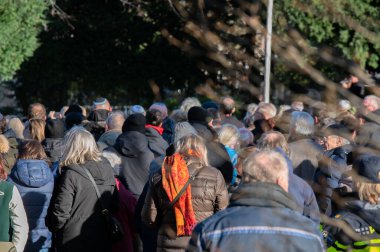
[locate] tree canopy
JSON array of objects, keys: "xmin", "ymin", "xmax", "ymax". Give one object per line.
[{"xmin": 0, "ymin": 0, "xmax": 48, "ymax": 81}]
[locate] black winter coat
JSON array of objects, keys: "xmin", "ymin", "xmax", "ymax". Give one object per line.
[
  {"xmin": 106, "ymin": 131, "xmax": 155, "ymax": 198},
  {"xmin": 46, "ymin": 158, "xmax": 117, "ymax": 252},
  {"xmin": 42, "ymin": 138, "xmax": 64, "ymax": 163},
  {"xmin": 145, "ymin": 127, "xmax": 169, "ymax": 158}
]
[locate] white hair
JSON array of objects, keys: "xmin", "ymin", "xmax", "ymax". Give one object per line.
[
  {"xmin": 243, "ymin": 150, "xmax": 288, "ymax": 185},
  {"xmin": 61, "ymin": 126, "xmax": 101, "ymax": 166},
  {"xmin": 338, "ymin": 99, "xmax": 351, "ymax": 111},
  {"xmin": 290, "ymin": 111, "xmax": 315, "ymax": 136},
  {"xmin": 180, "ymin": 97, "xmax": 201, "ymax": 114}
]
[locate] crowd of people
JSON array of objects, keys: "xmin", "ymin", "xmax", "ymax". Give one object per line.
[{"xmin": 2, "ymin": 94, "xmax": 380, "ymax": 251}]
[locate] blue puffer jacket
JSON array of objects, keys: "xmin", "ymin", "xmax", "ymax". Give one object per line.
[{"xmin": 8, "ymin": 159, "xmax": 54, "ymax": 252}]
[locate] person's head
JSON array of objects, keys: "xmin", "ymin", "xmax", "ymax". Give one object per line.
[
  {"xmin": 92, "ymin": 97, "xmax": 111, "ymax": 111},
  {"xmin": 220, "ymin": 97, "xmax": 236, "ymax": 115},
  {"xmin": 175, "ymin": 134, "xmax": 208, "ymax": 168},
  {"xmin": 254, "ymin": 102, "xmax": 277, "ymax": 121},
  {"xmin": 289, "ymin": 111, "xmax": 315, "ymax": 137},
  {"xmin": 65, "ymin": 104, "xmax": 84, "ymax": 117},
  {"xmin": 105, "ymin": 111, "xmax": 125, "ymax": 131},
  {"xmin": 321, "ymin": 124, "xmax": 351, "ymax": 150},
  {"xmin": 18, "ymin": 140, "xmax": 48, "ymax": 160},
  {"xmin": 218, "ymin": 124, "xmax": 240, "ymax": 149},
  {"xmin": 29, "ymin": 119, "xmax": 46, "ymax": 142},
  {"xmin": 180, "ymin": 97, "xmax": 201, "ymax": 114},
  {"xmin": 174, "ymin": 122, "xmax": 198, "ymax": 144},
  {"xmin": 125, "ymin": 105, "xmax": 146, "ymax": 118},
  {"xmin": 64, "ymin": 112, "xmax": 84, "ymax": 130},
  {"xmin": 291, "ymin": 101, "xmax": 304, "ymax": 111},
  {"xmin": 149, "ymin": 102, "xmax": 168, "ymax": 119},
  {"xmin": 238, "ymin": 128, "xmax": 254, "ymax": 147},
  {"xmin": 257, "ymin": 131, "xmax": 289, "ymax": 155},
  {"xmin": 122, "ymin": 113, "xmax": 146, "ymax": 134},
  {"xmin": 170, "ymin": 109, "xmax": 188, "ymax": 123},
  {"xmin": 187, "ymin": 106, "xmax": 212, "ymax": 126},
  {"xmin": 45, "ymin": 119, "xmax": 65, "ymax": 139},
  {"xmin": 338, "ymin": 99, "xmax": 352, "ymax": 113},
  {"xmin": 363, "ymin": 95, "xmax": 380, "ymax": 115},
  {"xmin": 27, "ymin": 103, "xmax": 46, "ymax": 120},
  {"xmin": 61, "ymin": 126, "xmax": 101, "ymax": 166},
  {"xmin": 146, "ymin": 109, "xmax": 163, "ymax": 127},
  {"xmin": 242, "ymin": 150, "xmax": 289, "ymax": 192},
  {"xmin": 7, "ymin": 117, "xmax": 24, "ymax": 139}
]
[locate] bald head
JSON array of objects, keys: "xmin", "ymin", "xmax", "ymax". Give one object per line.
[
  {"xmin": 243, "ymin": 150, "xmax": 289, "ymax": 191},
  {"xmin": 28, "ymin": 103, "xmax": 46, "ymax": 120},
  {"xmin": 221, "ymin": 97, "xmax": 236, "ymax": 115},
  {"xmin": 106, "ymin": 111, "xmax": 125, "ymax": 131}
]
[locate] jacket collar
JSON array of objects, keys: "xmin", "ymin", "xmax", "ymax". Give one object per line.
[
  {"xmin": 146, "ymin": 124, "xmax": 164, "ymax": 135},
  {"xmin": 229, "ymin": 182, "xmax": 298, "ymax": 211}
]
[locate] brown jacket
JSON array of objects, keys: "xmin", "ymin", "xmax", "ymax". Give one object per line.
[{"xmin": 141, "ymin": 165, "xmax": 229, "ymax": 252}]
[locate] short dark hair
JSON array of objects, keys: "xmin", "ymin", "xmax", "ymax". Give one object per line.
[{"xmin": 146, "ymin": 109, "xmax": 163, "ymax": 126}]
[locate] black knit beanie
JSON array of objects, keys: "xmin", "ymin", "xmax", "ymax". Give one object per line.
[
  {"xmin": 65, "ymin": 104, "xmax": 83, "ymax": 116},
  {"xmin": 45, "ymin": 119, "xmax": 65, "ymax": 139},
  {"xmin": 122, "ymin": 113, "xmax": 146, "ymax": 134},
  {"xmin": 65, "ymin": 112, "xmax": 84, "ymax": 130},
  {"xmin": 187, "ymin": 106, "xmax": 212, "ymax": 126}
]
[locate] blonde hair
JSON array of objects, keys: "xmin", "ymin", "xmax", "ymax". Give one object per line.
[
  {"xmin": 175, "ymin": 134, "xmax": 208, "ymax": 168},
  {"xmin": 218, "ymin": 124, "xmax": 240, "ymax": 148},
  {"xmin": 61, "ymin": 126, "xmax": 101, "ymax": 166},
  {"xmin": 29, "ymin": 119, "xmax": 46, "ymax": 142},
  {"xmin": 356, "ymin": 181, "xmax": 380, "ymax": 204},
  {"xmin": 7, "ymin": 117, "xmax": 24, "ymax": 139}
]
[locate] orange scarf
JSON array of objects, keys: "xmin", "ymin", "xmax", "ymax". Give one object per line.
[{"xmin": 162, "ymin": 153, "xmax": 197, "ymax": 236}]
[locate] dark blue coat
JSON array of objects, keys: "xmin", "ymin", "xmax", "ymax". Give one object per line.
[
  {"xmin": 187, "ymin": 182, "xmax": 324, "ymax": 252},
  {"xmin": 8, "ymin": 159, "xmax": 54, "ymax": 252}
]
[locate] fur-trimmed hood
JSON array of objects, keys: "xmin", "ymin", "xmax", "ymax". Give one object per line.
[{"xmin": 0, "ymin": 134, "xmax": 10, "ymax": 153}]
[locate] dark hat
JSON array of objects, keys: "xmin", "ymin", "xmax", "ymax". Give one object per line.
[
  {"xmin": 122, "ymin": 113, "xmax": 146, "ymax": 134},
  {"xmin": 321, "ymin": 124, "xmax": 351, "ymax": 140},
  {"xmin": 65, "ymin": 105, "xmax": 83, "ymax": 116},
  {"xmin": 88, "ymin": 109, "xmax": 109, "ymax": 122},
  {"xmin": 65, "ymin": 112, "xmax": 84, "ymax": 130},
  {"xmin": 354, "ymin": 155, "xmax": 380, "ymax": 183},
  {"xmin": 202, "ymin": 100, "xmax": 219, "ymax": 110},
  {"xmin": 187, "ymin": 106, "xmax": 212, "ymax": 125},
  {"xmin": 45, "ymin": 119, "xmax": 65, "ymax": 139}
]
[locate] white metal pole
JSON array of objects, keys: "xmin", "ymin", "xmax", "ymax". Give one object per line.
[{"xmin": 264, "ymin": 0, "xmax": 273, "ymax": 103}]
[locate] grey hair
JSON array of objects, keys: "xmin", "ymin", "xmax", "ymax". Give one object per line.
[
  {"xmin": 290, "ymin": 111, "xmax": 315, "ymax": 136},
  {"xmin": 125, "ymin": 105, "xmax": 146, "ymax": 118},
  {"xmin": 180, "ymin": 97, "xmax": 201, "ymax": 114},
  {"xmin": 242, "ymin": 150, "xmax": 288, "ymax": 185},
  {"xmin": 61, "ymin": 126, "xmax": 101, "ymax": 166},
  {"xmin": 149, "ymin": 102, "xmax": 168, "ymax": 118},
  {"xmin": 106, "ymin": 111, "xmax": 125, "ymax": 130},
  {"xmin": 363, "ymin": 95, "xmax": 380, "ymax": 110}
]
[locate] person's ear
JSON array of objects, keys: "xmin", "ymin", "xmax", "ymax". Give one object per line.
[
  {"xmin": 277, "ymin": 175, "xmax": 288, "ymax": 192},
  {"xmin": 232, "ymin": 107, "xmax": 236, "ymax": 114}
]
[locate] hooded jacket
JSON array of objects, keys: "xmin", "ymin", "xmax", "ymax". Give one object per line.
[
  {"xmin": 187, "ymin": 182, "xmax": 324, "ymax": 252},
  {"xmin": 145, "ymin": 127, "xmax": 169, "ymax": 158},
  {"xmin": 46, "ymin": 158, "xmax": 117, "ymax": 252},
  {"xmin": 42, "ymin": 138, "xmax": 64, "ymax": 163},
  {"xmin": 8, "ymin": 159, "xmax": 54, "ymax": 252},
  {"xmin": 106, "ymin": 131, "xmax": 154, "ymax": 197}
]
